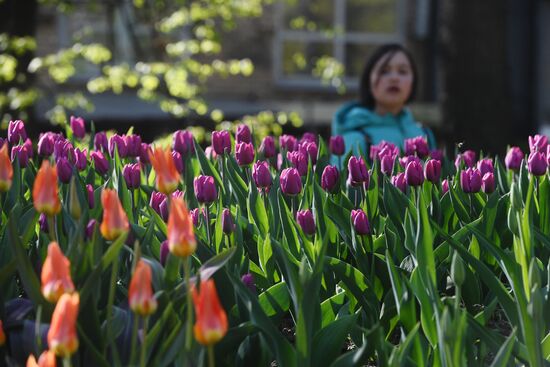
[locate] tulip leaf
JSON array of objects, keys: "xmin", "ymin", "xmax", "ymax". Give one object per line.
[
  {"xmin": 325, "ymin": 197, "xmax": 352, "ymax": 243},
  {"xmin": 198, "ymin": 246, "xmax": 236, "ymax": 281},
  {"xmin": 277, "ymin": 193, "xmax": 301, "ymax": 260},
  {"xmin": 258, "ymin": 282, "xmax": 290, "ymax": 320},
  {"xmin": 539, "ymin": 175, "xmax": 550, "ymax": 236},
  {"xmin": 494, "ymin": 157, "xmax": 510, "ymax": 193},
  {"xmin": 224, "ymin": 156, "xmax": 248, "ymax": 210},
  {"xmin": 449, "ymin": 184, "xmax": 471, "ymax": 224},
  {"xmin": 247, "ymin": 180, "xmax": 269, "ymax": 236},
  {"xmin": 311, "ymin": 313, "xmax": 358, "ymax": 367},
  {"xmin": 489, "ymin": 328, "xmax": 518, "ymax": 367},
  {"xmin": 409, "ymin": 268, "xmax": 437, "ymax": 347},
  {"xmin": 320, "ymin": 291, "xmax": 347, "ymax": 328},
  {"xmin": 542, "ymin": 332, "xmax": 550, "ymax": 361}
]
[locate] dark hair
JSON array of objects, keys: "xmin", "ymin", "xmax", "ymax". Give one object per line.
[{"xmin": 358, "ymin": 43, "xmax": 418, "ymax": 109}]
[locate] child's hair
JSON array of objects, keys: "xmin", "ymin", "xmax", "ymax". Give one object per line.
[{"xmin": 358, "ymin": 43, "xmax": 418, "ymax": 109}]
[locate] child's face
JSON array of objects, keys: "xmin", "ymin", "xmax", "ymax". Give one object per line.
[{"xmin": 370, "ymin": 51, "xmax": 413, "ymax": 113}]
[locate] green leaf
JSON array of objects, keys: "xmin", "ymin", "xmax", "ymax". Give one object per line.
[
  {"xmin": 258, "ymin": 282, "xmax": 290, "ymax": 319},
  {"xmin": 248, "ymin": 180, "xmax": 269, "ymax": 236},
  {"xmin": 490, "ymin": 328, "xmax": 518, "ymax": 367},
  {"xmin": 198, "ymin": 246, "xmax": 236, "ymax": 280},
  {"xmin": 311, "ymin": 313, "xmax": 358, "ymax": 367},
  {"xmin": 320, "ymin": 291, "xmax": 346, "ymax": 328},
  {"xmin": 416, "ymin": 188, "xmax": 436, "ymax": 287}
]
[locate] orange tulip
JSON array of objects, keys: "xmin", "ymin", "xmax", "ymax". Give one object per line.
[
  {"xmin": 48, "ymin": 293, "xmax": 79, "ymax": 358},
  {"xmin": 149, "ymin": 147, "xmax": 181, "ymax": 195},
  {"xmin": 0, "ymin": 143, "xmax": 13, "ymax": 192},
  {"xmin": 129, "ymin": 259, "xmax": 157, "ymax": 316},
  {"xmin": 0, "ymin": 319, "xmax": 5, "ymax": 346},
  {"xmin": 26, "ymin": 350, "xmax": 56, "ymax": 367},
  {"xmin": 41, "ymin": 242, "xmax": 75, "ymax": 303},
  {"xmin": 167, "ymin": 197, "xmax": 196, "ymax": 258},
  {"xmin": 33, "ymin": 161, "xmax": 61, "ymax": 216},
  {"xmin": 192, "ymin": 279, "xmax": 228, "ymax": 346},
  {"xmin": 99, "ymin": 189, "xmax": 129, "ymax": 241}
]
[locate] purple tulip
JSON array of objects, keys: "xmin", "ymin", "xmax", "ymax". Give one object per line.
[
  {"xmin": 259, "ymin": 136, "xmax": 276, "ymax": 158},
  {"xmin": 205, "ymin": 146, "xmax": 217, "ymax": 160},
  {"xmin": 404, "ymin": 136, "xmax": 429, "ymax": 158},
  {"xmin": 70, "ymin": 116, "xmax": 86, "ymax": 139},
  {"xmin": 424, "ymin": 159, "xmax": 441, "ymax": 184},
  {"xmin": 86, "ymin": 184, "xmax": 95, "ymax": 209},
  {"xmin": 171, "ymin": 190, "xmax": 184, "ymax": 200},
  {"xmin": 56, "ymin": 157, "xmax": 73, "ymax": 184},
  {"xmin": 430, "ymin": 149, "xmax": 444, "ymax": 162},
  {"xmin": 194, "ymin": 175, "xmax": 217, "ymax": 204},
  {"xmin": 455, "ymin": 150, "xmax": 476, "ymax": 169},
  {"xmin": 321, "ymin": 165, "xmax": 339, "ymax": 193},
  {"xmin": 287, "ymin": 151, "xmax": 308, "ymax": 176},
  {"xmin": 123, "ymin": 163, "xmax": 141, "ymax": 189},
  {"xmin": 94, "ymin": 131, "xmax": 108, "ymax": 152},
  {"xmin": 139, "ymin": 143, "xmax": 151, "ymax": 165},
  {"xmin": 505, "ymin": 147, "xmax": 523, "ymax": 171},
  {"xmin": 296, "ymin": 209, "xmax": 315, "ymax": 235},
  {"xmin": 241, "ymin": 273, "xmax": 256, "ymax": 293},
  {"xmin": 173, "ymin": 130, "xmax": 195, "ymax": 155},
  {"xmin": 527, "ymin": 151, "xmax": 547, "ymax": 176},
  {"xmin": 252, "ymin": 161, "xmax": 272, "ymax": 189},
  {"xmin": 124, "ymin": 134, "xmax": 142, "ymax": 157},
  {"xmin": 442, "ymin": 179, "xmax": 449, "ymax": 194},
  {"xmin": 280, "ymin": 168, "xmax": 302, "ymax": 196},
  {"xmin": 476, "ymin": 158, "xmax": 494, "ymax": 176},
  {"xmin": 39, "ymin": 213, "xmax": 49, "ymax": 233},
  {"xmin": 109, "ymin": 134, "xmax": 127, "ymax": 158},
  {"xmin": 299, "ymin": 141, "xmax": 318, "ymax": 164},
  {"xmin": 329, "ymin": 136, "xmax": 345, "ymax": 156},
  {"xmin": 370, "ymin": 141, "xmax": 394, "ymax": 161},
  {"xmin": 190, "ymin": 208, "xmax": 202, "ymax": 226},
  {"xmin": 160, "ymin": 240, "xmax": 169, "ymax": 266},
  {"xmin": 481, "ymin": 172, "xmax": 495, "ymax": 194},
  {"xmin": 380, "ymin": 154, "xmax": 395, "ymax": 176},
  {"xmin": 399, "ymin": 155, "xmax": 421, "ymax": 169},
  {"xmin": 73, "ymin": 148, "xmax": 87, "ymax": 171},
  {"xmin": 301, "ymin": 132, "xmax": 316, "ymax": 143},
  {"xmin": 54, "ymin": 139, "xmax": 73, "ymax": 161},
  {"xmin": 547, "ymin": 146, "xmax": 550, "ymax": 166},
  {"xmin": 460, "ymin": 168, "xmax": 482, "ymax": 193},
  {"xmin": 391, "ymin": 173, "xmax": 407, "ymax": 193},
  {"xmin": 0, "ymin": 138, "xmax": 4, "ymax": 148},
  {"xmin": 150, "ymin": 191, "xmax": 166, "ymax": 215},
  {"xmin": 22, "ymin": 139, "xmax": 33, "ymax": 159},
  {"xmin": 38, "ymin": 133, "xmax": 56, "ymax": 157},
  {"xmin": 222, "ymin": 208, "xmax": 236, "ymax": 234},
  {"xmin": 172, "ymin": 151, "xmax": 184, "ymax": 173},
  {"xmin": 236, "ymin": 124, "xmax": 252, "ymax": 144},
  {"xmin": 351, "ymin": 209, "xmax": 370, "ymax": 235},
  {"xmin": 159, "ymin": 197, "xmax": 169, "ymax": 222},
  {"xmin": 279, "ymin": 135, "xmax": 297, "ymax": 152},
  {"xmin": 90, "ymin": 150, "xmax": 109, "ymax": 175},
  {"xmin": 212, "ymin": 130, "xmax": 231, "ymax": 155},
  {"xmin": 405, "ymin": 161, "xmax": 424, "ymax": 187},
  {"xmin": 276, "ymin": 153, "xmax": 283, "ymax": 171},
  {"xmin": 7, "ymin": 120, "xmax": 27, "ymax": 145},
  {"xmin": 347, "ymin": 156, "xmax": 369, "ymax": 187},
  {"xmin": 86, "ymin": 219, "xmax": 98, "ymax": 240},
  {"xmin": 235, "ymin": 142, "xmax": 255, "ymax": 166},
  {"xmin": 11, "ymin": 145, "xmax": 29, "ymax": 167},
  {"xmin": 529, "ymin": 134, "xmax": 548, "ymax": 153}
]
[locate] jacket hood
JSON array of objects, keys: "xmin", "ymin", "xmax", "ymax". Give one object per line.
[{"xmin": 332, "ymin": 102, "xmax": 414, "ymax": 135}]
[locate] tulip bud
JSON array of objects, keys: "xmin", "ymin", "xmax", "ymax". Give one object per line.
[
  {"xmin": 108, "ymin": 134, "xmax": 127, "ymax": 158},
  {"xmin": 168, "ymin": 197, "xmax": 196, "ymax": 257},
  {"xmin": 252, "ymin": 160, "xmax": 272, "ymax": 189},
  {"xmin": 296, "ymin": 209, "xmax": 315, "ymax": 235},
  {"xmin": 399, "ymin": 155, "xmax": 421, "ymax": 169},
  {"xmin": 351, "ymin": 209, "xmax": 370, "ymax": 235},
  {"xmin": 41, "ymin": 242, "xmax": 75, "ymax": 303},
  {"xmin": 460, "ymin": 168, "xmax": 482, "ymax": 193},
  {"xmin": 39, "ymin": 213, "xmax": 49, "ymax": 233},
  {"xmin": 11, "ymin": 145, "xmax": 29, "ymax": 168},
  {"xmin": 235, "ymin": 142, "xmax": 255, "ymax": 166},
  {"xmin": 56, "ymin": 157, "xmax": 73, "ymax": 184},
  {"xmin": 391, "ymin": 173, "xmax": 407, "ymax": 193},
  {"xmin": 194, "ymin": 175, "xmax": 217, "ymax": 204},
  {"xmin": 129, "ymin": 260, "xmax": 157, "ymax": 316},
  {"xmin": 347, "ymin": 156, "xmax": 369, "ymax": 187},
  {"xmin": 190, "ymin": 208, "xmax": 202, "ymax": 226},
  {"xmin": 7, "ymin": 120, "xmax": 27, "ymax": 145},
  {"xmin": 150, "ymin": 191, "xmax": 166, "ymax": 215},
  {"xmin": 329, "ymin": 135, "xmax": 345, "ymax": 156},
  {"xmin": 299, "ymin": 141, "xmax": 318, "ymax": 164},
  {"xmin": 279, "ymin": 134, "xmax": 297, "ymax": 152},
  {"xmin": 430, "ymin": 149, "xmax": 444, "ymax": 162},
  {"xmin": 205, "ymin": 146, "xmax": 217, "ymax": 160},
  {"xmin": 451, "ymin": 251, "xmax": 465, "ymax": 288},
  {"xmin": 86, "ymin": 184, "xmax": 95, "ymax": 209},
  {"xmin": 85, "ymin": 219, "xmax": 97, "ymax": 240},
  {"xmin": 221, "ymin": 208, "xmax": 235, "ymax": 234},
  {"xmin": 158, "ymin": 240, "xmax": 170, "ymax": 266},
  {"xmin": 173, "ymin": 130, "xmax": 195, "ymax": 155},
  {"xmin": 287, "ymin": 151, "xmax": 308, "ymax": 176},
  {"xmin": 33, "ymin": 161, "xmax": 61, "ymax": 216},
  {"xmin": 405, "ymin": 161, "xmax": 424, "ymax": 187},
  {"xmin": 404, "ymin": 136, "xmax": 429, "ymax": 158},
  {"xmin": 259, "ymin": 136, "xmax": 276, "ymax": 158},
  {"xmin": 100, "ymin": 189, "xmax": 129, "ymax": 241},
  {"xmin": 442, "ymin": 179, "xmax": 449, "ymax": 194},
  {"xmin": 73, "ymin": 148, "xmax": 87, "ymax": 171},
  {"xmin": 529, "ymin": 134, "xmax": 548, "ymax": 153},
  {"xmin": 94, "ymin": 131, "xmax": 108, "ymax": 152},
  {"xmin": 481, "ymin": 172, "xmax": 495, "ymax": 193},
  {"xmin": 476, "ymin": 158, "xmax": 494, "ymax": 176},
  {"xmin": 159, "ymin": 197, "xmax": 169, "ymax": 222},
  {"xmin": 241, "ymin": 273, "xmax": 256, "ymax": 293},
  {"xmin": 70, "ymin": 116, "xmax": 86, "ymax": 139},
  {"xmin": 26, "ymin": 350, "xmax": 56, "ymax": 367},
  {"xmin": 149, "ymin": 147, "xmax": 181, "ymax": 194},
  {"xmin": 38, "ymin": 132, "xmax": 56, "ymax": 157},
  {"xmin": 280, "ymin": 168, "xmax": 302, "ymax": 196},
  {"xmin": 236, "ymin": 124, "xmax": 252, "ymax": 144},
  {"xmin": 424, "ymin": 159, "xmax": 441, "ymax": 184},
  {"xmin": 212, "ymin": 130, "xmax": 232, "ymax": 155},
  {"xmin": 321, "ymin": 165, "xmax": 339, "ymax": 193},
  {"xmin": 90, "ymin": 150, "xmax": 109, "ymax": 175},
  {"xmin": 380, "ymin": 154, "xmax": 395, "ymax": 175},
  {"xmin": 53, "ymin": 139, "xmax": 72, "ymax": 160},
  {"xmin": 48, "ymin": 293, "xmax": 79, "ymax": 357},
  {"xmin": 124, "ymin": 134, "xmax": 142, "ymax": 157},
  {"xmin": 0, "ymin": 144, "xmax": 13, "ymax": 192},
  {"xmin": 527, "ymin": 151, "xmax": 547, "ymax": 176},
  {"xmin": 123, "ymin": 163, "xmax": 141, "ymax": 189},
  {"xmin": 192, "ymin": 279, "xmax": 228, "ymax": 346},
  {"xmin": 301, "ymin": 132, "xmax": 316, "ymax": 143}
]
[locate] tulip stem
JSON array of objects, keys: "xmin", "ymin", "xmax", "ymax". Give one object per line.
[
  {"xmin": 184, "ymin": 256, "xmax": 193, "ymax": 352},
  {"xmin": 129, "ymin": 313, "xmax": 139, "ymax": 366},
  {"xmin": 208, "ymin": 345, "xmax": 215, "ymax": 367},
  {"xmin": 107, "ymin": 256, "xmax": 120, "ymax": 364},
  {"xmin": 140, "ymin": 317, "xmax": 149, "ymax": 367},
  {"xmin": 34, "ymin": 305, "xmax": 42, "ymax": 355},
  {"xmin": 62, "ymin": 357, "xmax": 72, "ymax": 367},
  {"xmin": 47, "ymin": 215, "xmax": 57, "ymax": 242},
  {"xmin": 204, "ymin": 205, "xmax": 211, "ymax": 246}
]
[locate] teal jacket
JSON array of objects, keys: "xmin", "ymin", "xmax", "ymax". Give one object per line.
[{"xmin": 331, "ymin": 102, "xmax": 436, "ymax": 157}]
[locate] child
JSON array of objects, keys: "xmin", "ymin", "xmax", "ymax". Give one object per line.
[{"xmin": 332, "ymin": 43, "xmax": 436, "ymax": 157}]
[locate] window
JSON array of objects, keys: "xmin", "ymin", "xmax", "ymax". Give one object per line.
[{"xmin": 273, "ymin": 0, "xmax": 405, "ymax": 89}]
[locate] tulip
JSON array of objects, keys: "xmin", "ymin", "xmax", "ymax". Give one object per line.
[
  {"xmin": 173, "ymin": 130, "xmax": 195, "ymax": 155},
  {"xmin": 192, "ymin": 279, "xmax": 228, "ymax": 346},
  {"xmin": 430, "ymin": 149, "xmax": 444, "ymax": 162},
  {"xmin": 279, "ymin": 134, "xmax": 297, "ymax": 152},
  {"xmin": 287, "ymin": 151, "xmax": 308, "ymax": 176},
  {"xmin": 476, "ymin": 158, "xmax": 494, "ymax": 176},
  {"xmin": 351, "ymin": 209, "xmax": 370, "ymax": 235},
  {"xmin": 7, "ymin": 120, "xmax": 27, "ymax": 145},
  {"xmin": 548, "ymin": 146, "xmax": 550, "ymax": 166},
  {"xmin": 527, "ymin": 151, "xmax": 547, "ymax": 176},
  {"xmin": 380, "ymin": 154, "xmax": 395, "ymax": 176},
  {"xmin": 442, "ymin": 179, "xmax": 449, "ymax": 194},
  {"xmin": 73, "ymin": 148, "xmax": 87, "ymax": 171},
  {"xmin": 123, "ymin": 163, "xmax": 141, "ymax": 189},
  {"xmin": 347, "ymin": 156, "xmax": 369, "ymax": 187},
  {"xmin": 236, "ymin": 124, "xmax": 252, "ymax": 144},
  {"xmin": 221, "ymin": 208, "xmax": 235, "ymax": 234},
  {"xmin": 391, "ymin": 172, "xmax": 407, "ymax": 193},
  {"xmin": 39, "ymin": 213, "xmax": 49, "ymax": 233},
  {"xmin": 321, "ymin": 165, "xmax": 339, "ymax": 193},
  {"xmin": 0, "ymin": 319, "xmax": 5, "ymax": 346},
  {"xmin": 56, "ymin": 157, "xmax": 73, "ymax": 184},
  {"xmin": 70, "ymin": 116, "xmax": 86, "ymax": 139},
  {"xmin": 377, "ymin": 144, "xmax": 399, "ymax": 161},
  {"xmin": 38, "ymin": 133, "xmax": 56, "ymax": 157},
  {"xmin": 124, "ymin": 134, "xmax": 142, "ymax": 157},
  {"xmin": 48, "ymin": 293, "xmax": 79, "ymax": 358},
  {"xmin": 100, "ymin": 189, "xmax": 129, "ymax": 241},
  {"xmin": 167, "ymin": 197, "xmax": 197, "ymax": 257},
  {"xmin": 399, "ymin": 155, "xmax": 420, "ymax": 169},
  {"xmin": 455, "ymin": 150, "xmax": 476, "ymax": 169},
  {"xmin": 108, "ymin": 134, "xmax": 127, "ymax": 158},
  {"xmin": 296, "ymin": 209, "xmax": 315, "ymax": 235},
  {"xmin": 159, "ymin": 240, "xmax": 169, "ymax": 266},
  {"xmin": 259, "ymin": 136, "xmax": 276, "ymax": 158},
  {"xmin": 194, "ymin": 175, "xmax": 217, "ymax": 204},
  {"xmin": 26, "ymin": 351, "xmax": 56, "ymax": 367},
  {"xmin": 481, "ymin": 172, "xmax": 495, "ymax": 194},
  {"xmin": 53, "ymin": 139, "xmax": 72, "ymax": 161},
  {"xmin": 252, "ymin": 161, "xmax": 272, "ymax": 189},
  {"xmin": 149, "ymin": 147, "xmax": 181, "ymax": 195},
  {"xmin": 190, "ymin": 208, "xmax": 202, "ymax": 226},
  {"xmin": 212, "ymin": 130, "xmax": 231, "ymax": 155},
  {"xmin": 86, "ymin": 184, "xmax": 94, "ymax": 209},
  {"xmin": 301, "ymin": 132, "xmax": 316, "ymax": 143},
  {"xmin": 329, "ymin": 135, "xmax": 345, "ymax": 156},
  {"xmin": 0, "ymin": 143, "xmax": 13, "ymax": 192},
  {"xmin": 150, "ymin": 191, "xmax": 166, "ymax": 215},
  {"xmin": 33, "ymin": 161, "xmax": 61, "ymax": 216},
  {"xmin": 23, "ymin": 138, "xmax": 34, "ymax": 159},
  {"xmin": 139, "ymin": 143, "xmax": 151, "ymax": 165},
  {"xmin": 299, "ymin": 141, "xmax": 318, "ymax": 164},
  {"xmin": 404, "ymin": 136, "xmax": 429, "ymax": 158},
  {"xmin": 235, "ymin": 142, "xmax": 255, "ymax": 166},
  {"xmin": 241, "ymin": 273, "xmax": 256, "ymax": 293},
  {"xmin": 528, "ymin": 134, "xmax": 548, "ymax": 153},
  {"xmin": 129, "ymin": 260, "xmax": 157, "ymax": 316},
  {"xmin": 94, "ymin": 131, "xmax": 108, "ymax": 152},
  {"xmin": 11, "ymin": 145, "xmax": 29, "ymax": 168},
  {"xmin": 205, "ymin": 146, "xmax": 217, "ymax": 160},
  {"xmin": 504, "ymin": 147, "xmax": 523, "ymax": 170},
  {"xmin": 85, "ymin": 219, "xmax": 97, "ymax": 240},
  {"xmin": 424, "ymin": 159, "xmax": 441, "ymax": 184},
  {"xmin": 280, "ymin": 168, "xmax": 302, "ymax": 196},
  {"xmin": 460, "ymin": 168, "xmax": 482, "ymax": 193},
  {"xmin": 90, "ymin": 150, "xmax": 109, "ymax": 175},
  {"xmin": 41, "ymin": 242, "xmax": 75, "ymax": 303}
]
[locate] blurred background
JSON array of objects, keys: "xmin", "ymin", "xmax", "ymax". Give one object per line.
[{"xmin": 0, "ymin": 0, "xmax": 548, "ymax": 156}]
